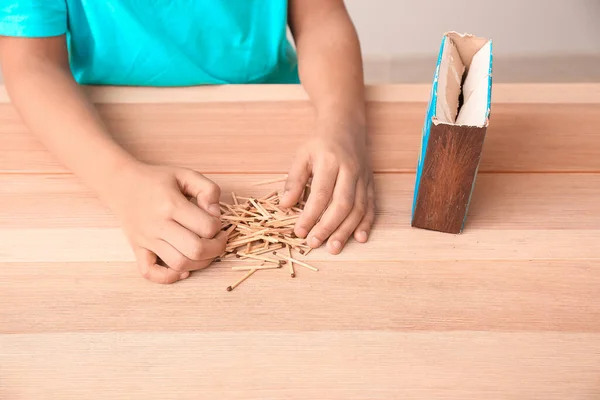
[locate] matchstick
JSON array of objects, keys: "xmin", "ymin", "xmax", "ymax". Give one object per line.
[
  {"xmin": 224, "ymin": 224, "xmax": 237, "ymax": 236},
  {"xmin": 221, "ymin": 215, "xmax": 268, "ymax": 222},
  {"xmin": 257, "ymin": 235, "xmax": 281, "ymax": 244},
  {"xmin": 221, "ymin": 203, "xmax": 242, "ymax": 217},
  {"xmin": 259, "ymin": 190, "xmax": 280, "ymax": 201},
  {"xmin": 226, "ymin": 269, "xmax": 257, "ymax": 291},
  {"xmin": 233, "ymin": 196, "xmax": 254, "ymax": 201},
  {"xmin": 286, "ymin": 245, "xmax": 295, "ymax": 278},
  {"xmin": 275, "ymin": 253, "xmax": 318, "ymax": 272},
  {"xmin": 220, "ymin": 185, "xmax": 319, "ymax": 290},
  {"xmin": 275, "ymin": 236, "xmax": 310, "ymax": 250},
  {"xmin": 249, "ymin": 198, "xmax": 270, "ymax": 218},
  {"xmin": 252, "ymin": 176, "xmax": 288, "ymax": 186},
  {"xmin": 226, "ymin": 229, "xmax": 271, "ymax": 248},
  {"xmin": 232, "ymin": 264, "xmax": 281, "ymax": 271},
  {"xmin": 266, "ymin": 216, "xmax": 299, "ymax": 228},
  {"xmin": 248, "ymin": 243, "xmax": 284, "ymax": 256},
  {"xmin": 236, "ymin": 252, "xmax": 285, "ymax": 265}
]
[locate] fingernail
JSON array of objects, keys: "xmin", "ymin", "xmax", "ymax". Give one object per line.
[
  {"xmin": 331, "ymin": 240, "xmax": 342, "ymax": 252},
  {"xmin": 180, "ymin": 272, "xmax": 190, "ymax": 279},
  {"xmin": 207, "ymin": 203, "xmax": 221, "ymax": 217},
  {"xmin": 356, "ymin": 230, "xmax": 368, "ymax": 243},
  {"xmin": 310, "ymin": 236, "xmax": 322, "ymax": 248}
]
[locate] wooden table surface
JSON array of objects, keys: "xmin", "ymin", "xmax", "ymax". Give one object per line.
[{"xmin": 1, "ymin": 84, "xmax": 600, "ymax": 399}]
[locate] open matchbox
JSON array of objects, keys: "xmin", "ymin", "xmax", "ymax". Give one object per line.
[{"xmin": 411, "ymin": 32, "xmax": 493, "ymax": 234}]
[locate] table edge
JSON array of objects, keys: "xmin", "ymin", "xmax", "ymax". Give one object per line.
[{"xmin": 1, "ymin": 83, "xmax": 599, "ymax": 104}]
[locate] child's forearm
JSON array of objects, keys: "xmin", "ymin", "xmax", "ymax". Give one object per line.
[
  {"xmin": 0, "ymin": 37, "xmax": 138, "ymax": 203},
  {"xmin": 289, "ymin": 0, "xmax": 366, "ymax": 128}
]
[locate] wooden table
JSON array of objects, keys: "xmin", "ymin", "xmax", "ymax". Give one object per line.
[{"xmin": 1, "ymin": 84, "xmax": 600, "ymax": 399}]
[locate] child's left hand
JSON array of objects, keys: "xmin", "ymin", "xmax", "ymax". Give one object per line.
[{"xmin": 279, "ymin": 119, "xmax": 375, "ymax": 254}]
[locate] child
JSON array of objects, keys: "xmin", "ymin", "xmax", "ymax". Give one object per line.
[{"xmin": 0, "ymin": 0, "xmax": 375, "ymax": 284}]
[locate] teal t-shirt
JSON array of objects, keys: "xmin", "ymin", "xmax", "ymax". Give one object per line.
[{"xmin": 0, "ymin": 1, "xmax": 299, "ymax": 86}]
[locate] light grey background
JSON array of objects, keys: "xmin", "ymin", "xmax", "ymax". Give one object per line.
[
  {"xmin": 347, "ymin": 0, "xmax": 600, "ymax": 56},
  {"xmin": 1, "ymin": 0, "xmax": 598, "ymax": 83},
  {"xmin": 345, "ymin": 0, "xmax": 600, "ymax": 83}
]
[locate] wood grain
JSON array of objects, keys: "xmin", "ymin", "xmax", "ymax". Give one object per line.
[
  {"xmin": 2, "ymin": 260, "xmax": 599, "ymax": 334},
  {"xmin": 1, "ymin": 84, "xmax": 600, "ymax": 399},
  {"xmin": 2, "ymin": 102, "xmax": 600, "ymax": 173},
  {"xmin": 2, "ymin": 332, "xmax": 600, "ymax": 400},
  {"xmin": 3, "ymin": 227, "xmax": 599, "ymax": 263},
  {"xmin": 413, "ymin": 124, "xmax": 487, "ymax": 233},
  {"xmin": 2, "ymin": 173, "xmax": 600, "ymax": 230},
  {"xmin": 1, "ymin": 83, "xmax": 599, "ymax": 104},
  {"xmin": 1, "ymin": 174, "xmax": 599, "ymax": 263}
]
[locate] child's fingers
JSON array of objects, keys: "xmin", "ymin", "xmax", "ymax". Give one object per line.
[
  {"xmin": 160, "ymin": 221, "xmax": 225, "ymax": 262},
  {"xmin": 149, "ymin": 238, "xmax": 212, "ymax": 272},
  {"xmin": 307, "ymin": 168, "xmax": 358, "ymax": 248},
  {"xmin": 354, "ymin": 178, "xmax": 376, "ymax": 243},
  {"xmin": 294, "ymin": 159, "xmax": 338, "ymax": 239},
  {"xmin": 134, "ymin": 247, "xmax": 188, "ymax": 284},
  {"xmin": 324, "ymin": 178, "xmax": 367, "ymax": 254},
  {"xmin": 172, "ymin": 197, "xmax": 221, "ymax": 238},
  {"xmin": 280, "ymin": 151, "xmax": 311, "ymax": 208},
  {"xmin": 175, "ymin": 168, "xmax": 222, "ymax": 217}
]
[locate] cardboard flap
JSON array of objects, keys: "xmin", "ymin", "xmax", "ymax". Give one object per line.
[
  {"xmin": 434, "ymin": 32, "xmax": 492, "ymax": 128},
  {"xmin": 435, "ymin": 37, "xmax": 465, "ymax": 123},
  {"xmin": 456, "ymin": 40, "xmax": 492, "ymax": 126},
  {"xmin": 446, "ymin": 32, "xmax": 490, "ymax": 69}
]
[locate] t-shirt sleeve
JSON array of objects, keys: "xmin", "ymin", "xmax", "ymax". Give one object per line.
[{"xmin": 0, "ymin": 1, "xmax": 67, "ymax": 37}]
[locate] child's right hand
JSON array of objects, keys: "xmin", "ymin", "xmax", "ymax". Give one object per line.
[{"xmin": 106, "ymin": 162, "xmax": 227, "ymax": 284}]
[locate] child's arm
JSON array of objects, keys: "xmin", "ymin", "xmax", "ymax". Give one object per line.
[
  {"xmin": 1, "ymin": 36, "xmax": 136, "ymax": 201},
  {"xmin": 0, "ymin": 36, "xmax": 226, "ymax": 283},
  {"xmin": 281, "ymin": 0, "xmax": 375, "ymax": 254}
]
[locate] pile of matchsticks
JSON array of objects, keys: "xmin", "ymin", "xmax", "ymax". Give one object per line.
[{"xmin": 218, "ymin": 177, "xmax": 319, "ymax": 292}]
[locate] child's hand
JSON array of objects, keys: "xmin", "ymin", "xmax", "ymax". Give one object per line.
[
  {"xmin": 279, "ymin": 122, "xmax": 375, "ymax": 254},
  {"xmin": 107, "ymin": 163, "xmax": 226, "ymax": 284}
]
